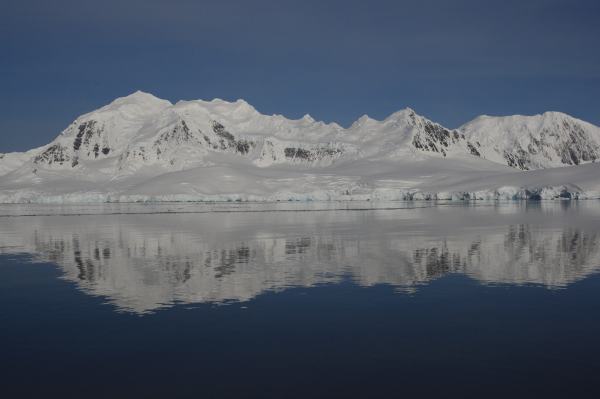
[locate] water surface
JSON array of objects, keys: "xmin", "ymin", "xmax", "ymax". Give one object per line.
[{"xmin": 1, "ymin": 201, "xmax": 600, "ymax": 397}]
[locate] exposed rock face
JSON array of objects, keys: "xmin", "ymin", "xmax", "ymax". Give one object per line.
[
  {"xmin": 34, "ymin": 144, "xmax": 71, "ymax": 166},
  {"xmin": 70, "ymin": 120, "xmax": 111, "ymax": 161},
  {"xmin": 207, "ymin": 120, "xmax": 256, "ymax": 155},
  {"xmin": 283, "ymin": 146, "xmax": 343, "ymax": 161},
  {"xmin": 555, "ymin": 119, "xmax": 599, "ymax": 165},
  {"xmin": 412, "ymin": 121, "xmax": 457, "ymax": 156},
  {"xmin": 409, "ymin": 114, "xmax": 480, "ymax": 158}
]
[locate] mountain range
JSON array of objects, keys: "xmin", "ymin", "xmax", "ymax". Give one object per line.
[{"xmin": 1, "ymin": 91, "xmax": 600, "ymax": 203}]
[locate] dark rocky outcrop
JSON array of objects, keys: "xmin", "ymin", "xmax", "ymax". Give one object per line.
[
  {"xmin": 34, "ymin": 144, "xmax": 71, "ymax": 166},
  {"xmin": 284, "ymin": 146, "xmax": 343, "ymax": 161},
  {"xmin": 209, "ymin": 120, "xmax": 255, "ymax": 155},
  {"xmin": 411, "ymin": 118, "xmax": 478, "ymax": 158}
]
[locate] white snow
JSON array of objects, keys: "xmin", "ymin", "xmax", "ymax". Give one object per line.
[
  {"xmin": 1, "ymin": 91, "xmax": 600, "ymax": 203},
  {"xmin": 459, "ymin": 111, "xmax": 600, "ymax": 169}
]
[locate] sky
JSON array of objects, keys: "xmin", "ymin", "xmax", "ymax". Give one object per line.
[{"xmin": 1, "ymin": 0, "xmax": 599, "ymax": 152}]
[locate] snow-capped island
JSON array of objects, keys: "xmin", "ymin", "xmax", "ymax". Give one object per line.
[{"xmin": 1, "ymin": 91, "xmax": 599, "ymax": 203}]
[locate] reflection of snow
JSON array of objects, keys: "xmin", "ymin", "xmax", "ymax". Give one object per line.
[{"xmin": 2, "ymin": 203, "xmax": 600, "ymax": 314}]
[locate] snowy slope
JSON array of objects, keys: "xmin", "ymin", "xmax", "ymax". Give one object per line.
[
  {"xmin": 0, "ymin": 147, "xmax": 46, "ymax": 177},
  {"xmin": 1, "ymin": 91, "xmax": 599, "ymax": 203},
  {"xmin": 459, "ymin": 112, "xmax": 600, "ymax": 170}
]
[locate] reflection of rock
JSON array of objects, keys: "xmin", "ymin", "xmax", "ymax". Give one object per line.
[{"xmin": 1, "ymin": 208, "xmax": 600, "ymax": 314}]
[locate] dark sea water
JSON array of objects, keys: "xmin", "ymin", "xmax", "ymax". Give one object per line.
[{"xmin": 1, "ymin": 201, "xmax": 600, "ymax": 398}]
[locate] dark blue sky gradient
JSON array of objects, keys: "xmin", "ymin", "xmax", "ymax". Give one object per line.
[{"xmin": 1, "ymin": 0, "xmax": 599, "ymax": 151}]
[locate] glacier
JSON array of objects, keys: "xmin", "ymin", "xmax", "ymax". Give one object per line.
[{"xmin": 1, "ymin": 91, "xmax": 600, "ymax": 203}]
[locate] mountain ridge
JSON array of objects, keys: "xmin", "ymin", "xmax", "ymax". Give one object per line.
[{"xmin": 1, "ymin": 91, "xmax": 600, "ymax": 203}]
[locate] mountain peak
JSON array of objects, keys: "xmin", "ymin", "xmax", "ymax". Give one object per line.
[
  {"xmin": 100, "ymin": 90, "xmax": 169, "ymax": 108},
  {"xmin": 384, "ymin": 107, "xmax": 418, "ymax": 123},
  {"xmin": 301, "ymin": 114, "xmax": 315, "ymax": 122},
  {"xmin": 90, "ymin": 91, "xmax": 172, "ymax": 119},
  {"xmin": 113, "ymin": 90, "xmax": 166, "ymax": 102},
  {"xmin": 540, "ymin": 110, "xmax": 575, "ymax": 120},
  {"xmin": 349, "ymin": 114, "xmax": 377, "ymax": 129}
]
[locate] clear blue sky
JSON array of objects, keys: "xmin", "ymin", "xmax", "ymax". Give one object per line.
[{"xmin": 2, "ymin": 0, "xmax": 599, "ymax": 152}]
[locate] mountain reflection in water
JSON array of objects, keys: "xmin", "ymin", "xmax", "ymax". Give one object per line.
[{"xmin": 1, "ymin": 201, "xmax": 600, "ymax": 313}]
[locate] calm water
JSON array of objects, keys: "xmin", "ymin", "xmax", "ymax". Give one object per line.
[{"xmin": 2, "ymin": 201, "xmax": 600, "ymax": 398}]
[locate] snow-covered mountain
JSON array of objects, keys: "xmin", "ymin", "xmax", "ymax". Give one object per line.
[
  {"xmin": 5, "ymin": 91, "xmax": 479, "ymax": 172},
  {"xmin": 459, "ymin": 112, "xmax": 600, "ymax": 170},
  {"xmin": 1, "ymin": 91, "xmax": 600, "ymax": 203}
]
